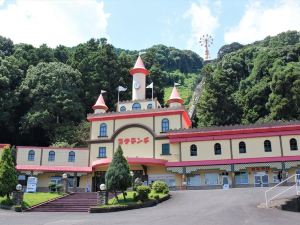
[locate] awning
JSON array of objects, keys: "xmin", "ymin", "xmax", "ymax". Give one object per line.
[{"xmin": 92, "ymin": 157, "xmax": 168, "ymax": 168}]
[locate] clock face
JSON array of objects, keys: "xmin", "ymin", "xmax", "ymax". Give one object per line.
[{"xmin": 134, "ymin": 82, "xmax": 140, "ymax": 89}]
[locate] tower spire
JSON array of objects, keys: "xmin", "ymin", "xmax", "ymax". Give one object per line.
[
  {"xmin": 129, "ymin": 56, "xmax": 149, "ymax": 101},
  {"xmin": 167, "ymin": 86, "xmax": 184, "ymax": 107}
]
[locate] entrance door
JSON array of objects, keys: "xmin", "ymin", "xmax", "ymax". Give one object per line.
[
  {"xmin": 222, "ymin": 176, "xmax": 229, "ymax": 185},
  {"xmin": 93, "ymin": 171, "xmax": 106, "ymax": 192},
  {"xmin": 254, "ymin": 172, "xmax": 269, "ymax": 187}
]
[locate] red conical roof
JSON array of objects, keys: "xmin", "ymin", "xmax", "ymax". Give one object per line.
[
  {"xmin": 129, "ymin": 56, "xmax": 149, "ymax": 75},
  {"xmin": 92, "ymin": 94, "xmax": 108, "ymax": 111},
  {"xmin": 167, "ymin": 86, "xmax": 184, "ymax": 105}
]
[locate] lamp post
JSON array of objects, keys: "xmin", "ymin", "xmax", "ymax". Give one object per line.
[
  {"xmin": 12, "ymin": 184, "xmax": 24, "ymax": 206},
  {"xmin": 130, "ymin": 171, "xmax": 134, "ymax": 190},
  {"xmin": 99, "ymin": 183, "xmax": 108, "ymax": 205},
  {"xmin": 62, "ymin": 173, "xmax": 68, "ymax": 193}
]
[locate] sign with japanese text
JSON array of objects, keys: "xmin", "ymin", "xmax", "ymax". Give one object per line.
[{"xmin": 118, "ymin": 137, "xmax": 149, "ymax": 145}]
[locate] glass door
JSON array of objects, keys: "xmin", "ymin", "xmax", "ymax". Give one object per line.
[{"xmin": 254, "ymin": 172, "xmax": 269, "ymax": 187}]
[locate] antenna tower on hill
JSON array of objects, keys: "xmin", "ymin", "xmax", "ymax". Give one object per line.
[{"xmin": 199, "ymin": 34, "xmax": 213, "ymax": 60}]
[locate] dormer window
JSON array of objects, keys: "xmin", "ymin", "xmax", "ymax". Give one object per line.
[
  {"xmin": 147, "ymin": 103, "xmax": 153, "ymax": 109},
  {"xmin": 120, "ymin": 106, "xmax": 126, "ymax": 112},
  {"xmin": 132, "ymin": 103, "xmax": 141, "ymax": 110}
]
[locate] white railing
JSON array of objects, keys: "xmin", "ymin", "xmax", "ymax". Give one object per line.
[{"xmin": 265, "ymin": 174, "xmax": 300, "ymax": 207}]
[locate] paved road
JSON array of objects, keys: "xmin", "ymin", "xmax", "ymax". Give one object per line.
[{"xmin": 0, "ymin": 188, "xmax": 299, "ymax": 225}]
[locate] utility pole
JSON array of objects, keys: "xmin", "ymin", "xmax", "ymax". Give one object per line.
[{"xmin": 199, "ymin": 34, "xmax": 213, "ymax": 60}]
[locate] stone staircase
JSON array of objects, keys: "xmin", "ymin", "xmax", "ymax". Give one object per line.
[{"xmin": 28, "ymin": 192, "xmax": 97, "ymax": 212}]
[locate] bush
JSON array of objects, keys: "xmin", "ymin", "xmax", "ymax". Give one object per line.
[
  {"xmin": 136, "ymin": 185, "xmax": 151, "ymax": 202},
  {"xmin": 154, "ymin": 195, "xmax": 160, "ymax": 200},
  {"xmin": 0, "ymin": 197, "xmax": 14, "ymax": 206},
  {"xmin": 152, "ymin": 181, "xmax": 169, "ymax": 193},
  {"xmin": 56, "ymin": 184, "xmax": 63, "ymax": 193},
  {"xmin": 48, "ymin": 182, "xmax": 56, "ymax": 192},
  {"xmin": 133, "ymin": 192, "xmax": 138, "ymax": 201}
]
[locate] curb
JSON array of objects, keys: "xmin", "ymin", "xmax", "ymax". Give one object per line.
[{"xmin": 89, "ymin": 194, "xmax": 170, "ymax": 213}]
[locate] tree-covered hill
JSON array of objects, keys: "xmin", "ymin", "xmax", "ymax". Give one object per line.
[
  {"xmin": 0, "ymin": 37, "xmax": 203, "ymax": 146},
  {"xmin": 196, "ymin": 31, "xmax": 300, "ymax": 127}
]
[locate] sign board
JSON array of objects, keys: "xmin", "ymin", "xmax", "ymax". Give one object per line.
[
  {"xmin": 118, "ymin": 137, "xmax": 149, "ymax": 145},
  {"xmin": 223, "ymin": 184, "xmax": 229, "ymax": 190},
  {"xmin": 26, "ymin": 176, "xmax": 38, "ymax": 193}
]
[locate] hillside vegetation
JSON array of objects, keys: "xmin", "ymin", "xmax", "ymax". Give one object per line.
[
  {"xmin": 0, "ymin": 37, "xmax": 202, "ymax": 146},
  {"xmin": 196, "ymin": 31, "xmax": 300, "ymax": 127}
]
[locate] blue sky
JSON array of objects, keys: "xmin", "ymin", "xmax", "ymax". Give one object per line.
[{"xmin": 0, "ymin": 0, "xmax": 299, "ymax": 59}]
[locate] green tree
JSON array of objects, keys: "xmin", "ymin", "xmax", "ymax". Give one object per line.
[
  {"xmin": 18, "ymin": 62, "xmax": 85, "ymax": 145},
  {"xmin": 0, "ymin": 146, "xmax": 18, "ymax": 198},
  {"xmin": 105, "ymin": 145, "xmax": 131, "ymax": 201}
]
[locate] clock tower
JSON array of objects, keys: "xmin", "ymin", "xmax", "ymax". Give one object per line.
[{"xmin": 129, "ymin": 55, "xmax": 149, "ymax": 101}]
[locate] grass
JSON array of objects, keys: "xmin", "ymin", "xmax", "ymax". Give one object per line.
[
  {"xmin": 0, "ymin": 192, "xmax": 63, "ymax": 208},
  {"xmin": 23, "ymin": 192, "xmax": 63, "ymax": 208},
  {"xmin": 106, "ymin": 191, "xmax": 168, "ymax": 206}
]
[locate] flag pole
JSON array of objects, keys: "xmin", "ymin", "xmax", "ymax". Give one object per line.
[{"xmin": 117, "ymin": 89, "xmax": 120, "ymax": 109}]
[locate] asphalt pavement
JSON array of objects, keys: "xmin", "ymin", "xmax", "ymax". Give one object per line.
[{"xmin": 0, "ymin": 187, "xmax": 299, "ymax": 225}]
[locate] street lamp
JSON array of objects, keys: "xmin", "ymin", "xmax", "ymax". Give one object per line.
[
  {"xmin": 130, "ymin": 171, "xmax": 134, "ymax": 190},
  {"xmin": 62, "ymin": 173, "xmax": 68, "ymax": 193},
  {"xmin": 99, "ymin": 183, "xmax": 108, "ymax": 205},
  {"xmin": 100, "ymin": 183, "xmax": 106, "ymax": 191},
  {"xmin": 16, "ymin": 184, "xmax": 23, "ymax": 192}
]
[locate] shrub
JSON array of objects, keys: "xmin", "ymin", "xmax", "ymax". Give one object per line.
[
  {"xmin": 136, "ymin": 185, "xmax": 151, "ymax": 202},
  {"xmin": 48, "ymin": 182, "xmax": 56, "ymax": 192},
  {"xmin": 56, "ymin": 184, "xmax": 63, "ymax": 193},
  {"xmin": 152, "ymin": 181, "xmax": 169, "ymax": 193},
  {"xmin": 163, "ymin": 189, "xmax": 169, "ymax": 194},
  {"xmin": 0, "ymin": 197, "xmax": 14, "ymax": 206},
  {"xmin": 133, "ymin": 192, "xmax": 138, "ymax": 201},
  {"xmin": 154, "ymin": 195, "xmax": 160, "ymax": 200}
]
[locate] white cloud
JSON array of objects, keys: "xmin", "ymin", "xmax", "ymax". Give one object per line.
[
  {"xmin": 0, "ymin": 0, "xmax": 5, "ymax": 7},
  {"xmin": 224, "ymin": 0, "xmax": 300, "ymax": 44},
  {"xmin": 0, "ymin": 0, "xmax": 110, "ymax": 47},
  {"xmin": 184, "ymin": 1, "xmax": 219, "ymax": 57}
]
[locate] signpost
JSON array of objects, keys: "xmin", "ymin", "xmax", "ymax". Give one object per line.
[{"xmin": 26, "ymin": 176, "xmax": 38, "ymax": 193}]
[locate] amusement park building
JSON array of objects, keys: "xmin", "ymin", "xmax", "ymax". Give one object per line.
[{"xmin": 2, "ymin": 56, "xmax": 300, "ymax": 191}]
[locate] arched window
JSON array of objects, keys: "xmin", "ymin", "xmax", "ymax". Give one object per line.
[
  {"xmin": 239, "ymin": 141, "xmax": 246, "ymax": 153},
  {"xmin": 99, "ymin": 123, "xmax": 107, "ymax": 137},
  {"xmin": 147, "ymin": 103, "xmax": 153, "ymax": 109},
  {"xmin": 48, "ymin": 151, "xmax": 55, "ymax": 161},
  {"xmin": 161, "ymin": 118, "xmax": 169, "ymax": 132},
  {"xmin": 264, "ymin": 140, "xmax": 272, "ymax": 152},
  {"xmin": 132, "ymin": 103, "xmax": 141, "ymax": 110},
  {"xmin": 120, "ymin": 106, "xmax": 126, "ymax": 112},
  {"xmin": 190, "ymin": 144, "xmax": 197, "ymax": 156},
  {"xmin": 214, "ymin": 143, "xmax": 222, "ymax": 155},
  {"xmin": 290, "ymin": 138, "xmax": 298, "ymax": 151},
  {"xmin": 68, "ymin": 151, "xmax": 75, "ymax": 162},
  {"xmin": 28, "ymin": 150, "xmax": 35, "ymax": 161}
]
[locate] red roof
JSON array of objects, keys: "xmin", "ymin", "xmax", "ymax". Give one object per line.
[
  {"xmin": 167, "ymin": 86, "xmax": 184, "ymax": 105},
  {"xmin": 168, "ymin": 124, "xmax": 300, "ymax": 143},
  {"xmin": 16, "ymin": 165, "xmax": 92, "ymax": 173},
  {"xmin": 0, "ymin": 144, "xmax": 9, "ymax": 148},
  {"xmin": 129, "ymin": 56, "xmax": 149, "ymax": 76},
  {"xmin": 92, "ymin": 94, "xmax": 108, "ymax": 111}
]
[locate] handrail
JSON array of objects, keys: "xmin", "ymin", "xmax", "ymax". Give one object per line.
[{"xmin": 265, "ymin": 174, "xmax": 300, "ymax": 207}]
